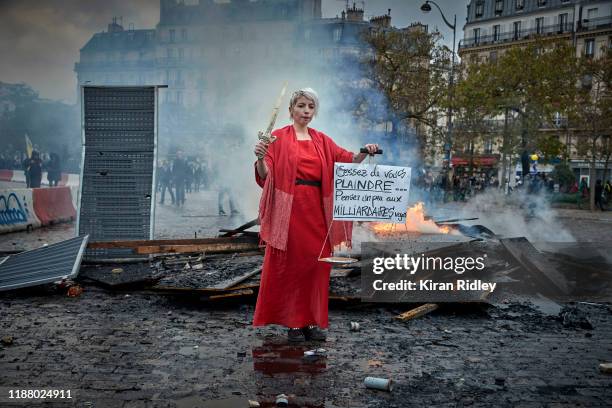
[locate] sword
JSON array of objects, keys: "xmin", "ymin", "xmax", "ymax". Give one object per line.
[{"xmin": 257, "ymin": 81, "xmax": 288, "ymax": 157}]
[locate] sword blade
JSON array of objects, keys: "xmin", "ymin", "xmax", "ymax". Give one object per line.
[{"xmin": 264, "ymin": 81, "xmax": 288, "ymax": 136}]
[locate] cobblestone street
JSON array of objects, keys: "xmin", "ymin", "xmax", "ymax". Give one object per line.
[{"xmin": 1, "ymin": 288, "xmax": 611, "ymax": 407}]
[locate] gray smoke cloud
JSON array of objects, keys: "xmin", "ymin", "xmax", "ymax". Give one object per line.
[
  {"xmin": 0, "ymin": 0, "xmax": 465, "ymax": 103},
  {"xmin": 446, "ymin": 189, "xmax": 576, "ymax": 244}
]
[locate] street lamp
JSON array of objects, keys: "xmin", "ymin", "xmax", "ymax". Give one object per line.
[{"xmin": 421, "ymin": 0, "xmax": 456, "ymax": 178}]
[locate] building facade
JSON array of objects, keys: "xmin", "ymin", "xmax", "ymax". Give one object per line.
[
  {"xmin": 458, "ymin": 0, "xmax": 611, "ymax": 182},
  {"xmin": 75, "ymin": 0, "xmax": 406, "ymax": 150}
]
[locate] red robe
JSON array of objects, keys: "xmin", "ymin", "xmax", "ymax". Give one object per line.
[{"xmin": 253, "ymin": 125, "xmax": 354, "ymax": 328}]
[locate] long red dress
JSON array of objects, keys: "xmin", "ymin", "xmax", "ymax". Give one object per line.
[{"xmin": 253, "ymin": 140, "xmax": 334, "ymax": 328}]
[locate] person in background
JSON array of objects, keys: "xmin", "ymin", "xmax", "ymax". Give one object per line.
[
  {"xmin": 172, "ymin": 150, "xmax": 188, "ymax": 207},
  {"xmin": 193, "ymin": 163, "xmax": 203, "ymax": 192},
  {"xmin": 595, "ymin": 180, "xmax": 605, "ymax": 211},
  {"xmin": 158, "ymin": 160, "xmax": 175, "ymax": 205},
  {"xmin": 22, "ymin": 153, "xmax": 31, "ymax": 187},
  {"xmin": 47, "ymin": 153, "xmax": 62, "ymax": 187},
  {"xmin": 27, "ymin": 151, "xmax": 43, "ymax": 188}
]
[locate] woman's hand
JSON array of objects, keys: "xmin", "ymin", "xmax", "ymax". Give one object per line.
[
  {"xmin": 254, "ymin": 141, "xmax": 269, "ymax": 179},
  {"xmin": 353, "ymin": 143, "xmax": 380, "ymax": 163},
  {"xmin": 363, "ymin": 143, "xmax": 380, "ymax": 155},
  {"xmin": 254, "ymin": 141, "xmax": 269, "ymax": 160}
]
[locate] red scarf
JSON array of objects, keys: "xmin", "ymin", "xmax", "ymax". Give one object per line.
[{"xmin": 255, "ymin": 125, "xmax": 354, "ymax": 252}]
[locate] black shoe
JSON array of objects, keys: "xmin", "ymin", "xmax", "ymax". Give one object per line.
[
  {"xmin": 303, "ymin": 325, "xmax": 326, "ymax": 341},
  {"xmin": 219, "ymin": 209, "xmax": 227, "ymax": 216},
  {"xmin": 230, "ymin": 210, "xmax": 240, "ymax": 215},
  {"xmin": 287, "ymin": 328, "xmax": 305, "ymax": 343}
]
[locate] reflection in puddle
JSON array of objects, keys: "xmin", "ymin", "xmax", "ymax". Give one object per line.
[
  {"xmin": 252, "ymin": 339, "xmax": 328, "ymax": 407},
  {"xmin": 252, "ymin": 340, "xmax": 327, "ymax": 376}
]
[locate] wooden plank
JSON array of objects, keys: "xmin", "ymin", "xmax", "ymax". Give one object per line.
[
  {"xmin": 599, "ymin": 363, "xmax": 612, "ymax": 373},
  {"xmin": 219, "ymin": 218, "xmax": 259, "ymax": 237},
  {"xmin": 135, "ymin": 241, "xmax": 260, "ymax": 255},
  {"xmin": 210, "ymin": 267, "xmax": 262, "ymax": 290},
  {"xmin": 435, "ymin": 217, "xmax": 479, "ymax": 224},
  {"xmin": 329, "ymin": 294, "xmax": 359, "ymax": 301},
  {"xmin": 395, "ymin": 303, "xmax": 439, "ymax": 321},
  {"xmin": 87, "ymin": 236, "xmax": 257, "ymax": 249},
  {"xmin": 209, "ymin": 289, "xmax": 254, "ymax": 300},
  {"xmin": 150, "ymin": 283, "xmax": 260, "ymax": 294},
  {"xmin": 218, "ymin": 230, "xmax": 259, "ymax": 238}
]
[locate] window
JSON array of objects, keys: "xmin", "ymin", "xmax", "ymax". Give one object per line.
[
  {"xmin": 585, "ymin": 38, "xmax": 595, "ymax": 58},
  {"xmin": 493, "ymin": 25, "xmax": 501, "ymax": 41},
  {"xmin": 178, "ymin": 48, "xmax": 184, "ymax": 60},
  {"xmin": 484, "ymin": 139, "xmax": 493, "ymax": 154},
  {"xmin": 166, "ymin": 48, "xmax": 174, "ymax": 58},
  {"xmin": 181, "ymin": 28, "xmax": 187, "ymax": 41},
  {"xmin": 513, "ymin": 21, "xmax": 521, "ymax": 40},
  {"xmin": 516, "ymin": 0, "xmax": 524, "ymax": 10},
  {"xmin": 489, "ymin": 50, "xmax": 498, "ymax": 62},
  {"xmin": 473, "ymin": 28, "xmax": 481, "ymax": 44},
  {"xmin": 475, "ymin": 0, "xmax": 484, "ymax": 17},
  {"xmin": 586, "ymin": 8, "xmax": 598, "ymax": 28},
  {"xmin": 536, "ymin": 17, "xmax": 544, "ymax": 34},
  {"xmin": 559, "ymin": 13, "xmax": 568, "ymax": 32},
  {"xmin": 169, "ymin": 29, "xmax": 175, "ymax": 43},
  {"xmin": 304, "ymin": 29, "xmax": 311, "ymax": 41},
  {"xmin": 495, "ymin": 0, "xmax": 503, "ymax": 15},
  {"xmin": 537, "ymin": 0, "xmax": 546, "ymax": 7}
]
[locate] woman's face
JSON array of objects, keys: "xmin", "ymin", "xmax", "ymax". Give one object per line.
[{"xmin": 290, "ymin": 96, "xmax": 315, "ymax": 127}]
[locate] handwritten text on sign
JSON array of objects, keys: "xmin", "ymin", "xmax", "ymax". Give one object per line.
[{"xmin": 333, "ymin": 163, "xmax": 411, "ymax": 223}]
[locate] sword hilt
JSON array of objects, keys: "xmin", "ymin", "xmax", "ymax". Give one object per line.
[{"xmin": 360, "ymin": 148, "xmax": 383, "ymax": 155}]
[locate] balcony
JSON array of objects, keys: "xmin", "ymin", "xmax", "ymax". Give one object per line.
[
  {"xmin": 578, "ymin": 16, "xmax": 612, "ymax": 31},
  {"xmin": 459, "ymin": 22, "xmax": 573, "ymax": 50},
  {"xmin": 74, "ymin": 60, "xmax": 155, "ymax": 71}
]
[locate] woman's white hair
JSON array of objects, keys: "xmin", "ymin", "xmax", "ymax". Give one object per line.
[{"xmin": 289, "ymin": 88, "xmax": 319, "ymax": 117}]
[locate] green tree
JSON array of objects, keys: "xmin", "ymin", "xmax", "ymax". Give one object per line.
[
  {"xmin": 570, "ymin": 48, "xmax": 612, "ymax": 210},
  {"xmin": 360, "ymin": 25, "xmax": 450, "ymax": 154},
  {"xmin": 454, "ymin": 39, "xmax": 578, "ymax": 186},
  {"xmin": 453, "ymin": 60, "xmax": 492, "ymax": 173}
]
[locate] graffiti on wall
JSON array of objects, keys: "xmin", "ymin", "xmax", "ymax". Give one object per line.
[{"xmin": 0, "ymin": 193, "xmax": 30, "ymax": 226}]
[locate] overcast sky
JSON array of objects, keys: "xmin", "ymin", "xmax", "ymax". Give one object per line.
[{"xmin": 0, "ymin": 0, "xmax": 467, "ymax": 104}]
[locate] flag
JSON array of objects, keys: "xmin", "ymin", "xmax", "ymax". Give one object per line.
[{"xmin": 25, "ymin": 133, "xmax": 33, "ymax": 158}]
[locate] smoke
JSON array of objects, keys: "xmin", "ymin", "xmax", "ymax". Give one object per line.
[
  {"xmin": 151, "ymin": 5, "xmax": 424, "ymax": 220},
  {"xmin": 447, "ymin": 188, "xmax": 576, "ymax": 244}
]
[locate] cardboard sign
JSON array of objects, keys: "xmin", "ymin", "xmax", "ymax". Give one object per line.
[{"xmin": 333, "ymin": 163, "xmax": 411, "ymax": 223}]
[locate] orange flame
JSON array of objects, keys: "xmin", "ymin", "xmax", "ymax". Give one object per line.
[{"xmin": 370, "ymin": 202, "xmax": 454, "ymax": 235}]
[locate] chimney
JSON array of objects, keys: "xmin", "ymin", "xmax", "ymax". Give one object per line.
[
  {"xmin": 369, "ymin": 14, "xmax": 391, "ymax": 28},
  {"xmin": 107, "ymin": 16, "xmax": 124, "ymax": 33},
  {"xmin": 346, "ymin": 2, "xmax": 364, "ymax": 22}
]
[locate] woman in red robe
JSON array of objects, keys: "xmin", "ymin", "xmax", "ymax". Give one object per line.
[{"xmin": 253, "ymin": 88, "xmax": 379, "ymax": 342}]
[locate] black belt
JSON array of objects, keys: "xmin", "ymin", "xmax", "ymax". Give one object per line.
[{"xmin": 296, "ymin": 178, "xmax": 321, "ymax": 187}]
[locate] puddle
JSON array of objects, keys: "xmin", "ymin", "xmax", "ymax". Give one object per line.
[{"xmin": 250, "ymin": 339, "xmax": 329, "ymax": 407}]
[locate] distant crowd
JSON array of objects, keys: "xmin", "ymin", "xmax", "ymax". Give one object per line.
[
  {"xmin": 416, "ymin": 170, "xmax": 501, "ymax": 203},
  {"xmin": 416, "ymin": 169, "xmax": 611, "ymax": 211},
  {"xmin": 1, "ymin": 148, "xmax": 65, "ymax": 188},
  {"xmin": 156, "ymin": 149, "xmax": 238, "ymax": 215}
]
